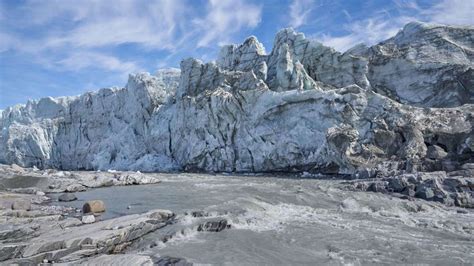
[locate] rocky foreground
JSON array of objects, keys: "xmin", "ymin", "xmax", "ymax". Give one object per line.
[
  {"xmin": 0, "ymin": 164, "xmax": 473, "ymax": 264},
  {"xmin": 0, "ymin": 164, "xmax": 194, "ymax": 264}
]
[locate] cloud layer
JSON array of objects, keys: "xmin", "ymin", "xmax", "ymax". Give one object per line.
[
  {"xmin": 0, "ymin": 0, "xmax": 472, "ymax": 108},
  {"xmin": 0, "ymin": 0, "xmax": 262, "ymax": 75},
  {"xmin": 296, "ymin": 0, "xmax": 474, "ymax": 51}
]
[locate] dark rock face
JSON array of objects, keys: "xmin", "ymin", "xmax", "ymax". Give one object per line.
[
  {"xmin": 350, "ymin": 171, "xmax": 474, "ymax": 208},
  {"xmin": 197, "ymin": 219, "xmax": 231, "ymax": 232}
]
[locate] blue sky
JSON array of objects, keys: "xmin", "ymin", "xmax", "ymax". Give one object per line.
[{"xmin": 0, "ymin": 0, "xmax": 473, "ymax": 108}]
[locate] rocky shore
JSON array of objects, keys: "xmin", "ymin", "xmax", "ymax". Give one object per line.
[
  {"xmin": 0, "ymin": 164, "xmax": 182, "ymax": 264},
  {"xmin": 346, "ymin": 168, "xmax": 474, "ymax": 208},
  {"xmin": 0, "ymin": 164, "xmax": 161, "ymax": 194},
  {"xmin": 0, "ymin": 163, "xmax": 473, "ymax": 264}
]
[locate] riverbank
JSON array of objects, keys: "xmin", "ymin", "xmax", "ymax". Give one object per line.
[{"xmin": 0, "ymin": 164, "xmax": 473, "ymax": 264}]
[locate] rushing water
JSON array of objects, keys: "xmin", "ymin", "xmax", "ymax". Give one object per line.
[{"xmin": 55, "ymin": 173, "xmax": 474, "ymax": 265}]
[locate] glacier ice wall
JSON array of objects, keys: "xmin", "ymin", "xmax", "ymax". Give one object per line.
[{"xmin": 1, "ymin": 22, "xmax": 473, "ymax": 174}]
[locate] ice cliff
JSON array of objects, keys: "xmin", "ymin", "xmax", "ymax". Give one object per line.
[{"xmin": 1, "ymin": 22, "xmax": 473, "ymax": 176}]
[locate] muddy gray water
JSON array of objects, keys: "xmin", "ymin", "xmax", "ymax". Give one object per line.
[{"xmin": 55, "ymin": 173, "xmax": 474, "ymax": 265}]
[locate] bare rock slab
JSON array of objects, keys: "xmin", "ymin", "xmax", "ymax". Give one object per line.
[{"xmin": 3, "ymin": 209, "xmax": 174, "ymax": 264}]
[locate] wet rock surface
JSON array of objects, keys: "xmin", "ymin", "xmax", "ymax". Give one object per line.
[
  {"xmin": 197, "ymin": 219, "xmax": 231, "ymax": 232},
  {"xmin": 0, "ymin": 166, "xmax": 171, "ymax": 264},
  {"xmin": 0, "ymin": 190, "xmax": 174, "ymax": 264},
  {"xmin": 348, "ymin": 171, "xmax": 474, "ymax": 208},
  {"xmin": 153, "ymin": 256, "xmax": 193, "ymax": 266},
  {"xmin": 1, "ymin": 170, "xmax": 473, "ymax": 264},
  {"xmin": 58, "ymin": 193, "xmax": 77, "ymax": 202}
]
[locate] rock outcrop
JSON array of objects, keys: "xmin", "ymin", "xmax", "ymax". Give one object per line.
[
  {"xmin": 0, "ymin": 197, "xmax": 174, "ymax": 264},
  {"xmin": 0, "ymin": 22, "xmax": 473, "ymax": 176}
]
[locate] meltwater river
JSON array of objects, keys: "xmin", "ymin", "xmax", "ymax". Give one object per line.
[{"xmin": 55, "ymin": 173, "xmax": 474, "ymax": 265}]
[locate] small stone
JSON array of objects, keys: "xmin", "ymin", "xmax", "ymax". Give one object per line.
[
  {"xmin": 388, "ymin": 178, "xmax": 407, "ymax": 193},
  {"xmin": 83, "ymin": 200, "xmax": 106, "ymax": 213},
  {"xmin": 191, "ymin": 211, "xmax": 206, "ymax": 217},
  {"xmin": 461, "ymin": 163, "xmax": 474, "ymax": 170},
  {"xmin": 127, "ymin": 205, "xmax": 132, "ymax": 209},
  {"xmin": 401, "ymin": 187, "xmax": 415, "ymax": 197},
  {"xmin": 66, "ymin": 184, "xmax": 86, "ymax": 192},
  {"xmin": 81, "ymin": 215, "xmax": 96, "ymax": 224},
  {"xmin": 354, "ymin": 169, "xmax": 377, "ymax": 179},
  {"xmin": 367, "ymin": 182, "xmax": 387, "ymax": 193},
  {"xmin": 415, "ymin": 187, "xmax": 435, "ymax": 200},
  {"xmin": 58, "ymin": 193, "xmax": 77, "ymax": 202},
  {"xmin": 11, "ymin": 200, "xmax": 31, "ymax": 211},
  {"xmin": 36, "ymin": 191, "xmax": 45, "ymax": 196},
  {"xmin": 426, "ymin": 145, "xmax": 448, "ymax": 159}
]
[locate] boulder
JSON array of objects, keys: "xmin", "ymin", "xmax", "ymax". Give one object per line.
[
  {"xmin": 401, "ymin": 187, "xmax": 416, "ymax": 197},
  {"xmin": 83, "ymin": 200, "xmax": 105, "ymax": 214},
  {"xmin": 81, "ymin": 215, "xmax": 95, "ymax": 224},
  {"xmin": 58, "ymin": 193, "xmax": 77, "ymax": 202},
  {"xmin": 66, "ymin": 184, "xmax": 86, "ymax": 192},
  {"xmin": 426, "ymin": 145, "xmax": 448, "ymax": 159},
  {"xmin": 415, "ymin": 187, "xmax": 435, "ymax": 200},
  {"xmin": 197, "ymin": 219, "xmax": 230, "ymax": 232}
]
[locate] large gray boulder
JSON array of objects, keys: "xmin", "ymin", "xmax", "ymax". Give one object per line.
[{"xmin": 58, "ymin": 193, "xmax": 77, "ymax": 202}]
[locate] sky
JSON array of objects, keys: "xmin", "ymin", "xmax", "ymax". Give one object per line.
[{"xmin": 0, "ymin": 0, "xmax": 473, "ymax": 109}]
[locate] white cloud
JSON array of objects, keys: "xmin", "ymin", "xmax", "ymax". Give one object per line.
[
  {"xmin": 30, "ymin": 0, "xmax": 186, "ymax": 50},
  {"xmin": 0, "ymin": 0, "xmax": 189, "ymax": 78},
  {"xmin": 289, "ymin": 0, "xmax": 315, "ymax": 28},
  {"xmin": 56, "ymin": 52, "xmax": 141, "ymax": 74},
  {"xmin": 391, "ymin": 0, "xmax": 421, "ymax": 11},
  {"xmin": 1, "ymin": 0, "xmax": 264, "ymax": 75},
  {"xmin": 317, "ymin": 17, "xmax": 404, "ymax": 52},
  {"xmin": 0, "ymin": 32, "xmax": 18, "ymax": 52},
  {"xmin": 194, "ymin": 0, "xmax": 262, "ymax": 47},
  {"xmin": 314, "ymin": 0, "xmax": 474, "ymax": 52},
  {"xmin": 424, "ymin": 0, "xmax": 474, "ymax": 26}
]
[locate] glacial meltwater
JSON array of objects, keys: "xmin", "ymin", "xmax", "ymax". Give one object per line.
[{"xmin": 54, "ymin": 173, "xmax": 474, "ymax": 265}]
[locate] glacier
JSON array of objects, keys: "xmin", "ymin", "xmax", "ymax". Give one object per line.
[{"xmin": 1, "ymin": 21, "xmax": 473, "ymax": 176}]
